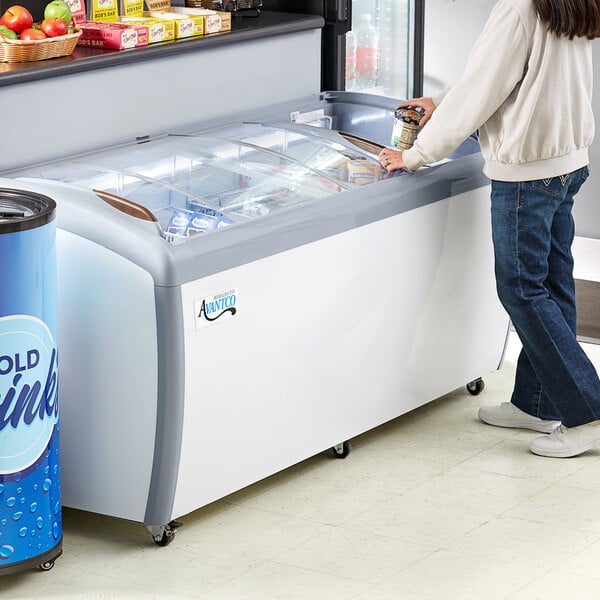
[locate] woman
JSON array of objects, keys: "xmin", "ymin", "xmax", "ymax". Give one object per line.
[{"xmin": 378, "ymin": 0, "xmax": 600, "ymax": 457}]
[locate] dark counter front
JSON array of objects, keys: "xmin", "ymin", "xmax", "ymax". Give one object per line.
[{"xmin": 0, "ymin": 10, "xmax": 324, "ymax": 88}]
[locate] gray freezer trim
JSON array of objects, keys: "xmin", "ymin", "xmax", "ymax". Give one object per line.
[
  {"xmin": 162, "ymin": 156, "xmax": 490, "ymax": 286},
  {"xmin": 5, "ymin": 90, "xmax": 488, "ymax": 288},
  {"xmin": 175, "ymin": 90, "xmax": 480, "ymax": 159},
  {"xmin": 22, "ymin": 152, "xmax": 488, "ymax": 289},
  {"xmin": 144, "ymin": 285, "xmax": 186, "ymax": 527}
]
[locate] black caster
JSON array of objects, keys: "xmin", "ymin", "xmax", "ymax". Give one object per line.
[
  {"xmin": 152, "ymin": 520, "xmax": 183, "ymax": 547},
  {"xmin": 332, "ymin": 441, "xmax": 351, "ymax": 458},
  {"xmin": 466, "ymin": 378, "xmax": 485, "ymax": 396}
]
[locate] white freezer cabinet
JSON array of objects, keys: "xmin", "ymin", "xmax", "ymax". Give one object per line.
[{"xmin": 0, "ymin": 92, "xmax": 509, "ymax": 545}]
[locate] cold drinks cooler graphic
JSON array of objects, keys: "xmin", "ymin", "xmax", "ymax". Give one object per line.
[
  {"xmin": 0, "ymin": 93, "xmax": 509, "ymax": 545},
  {"xmin": 0, "ymin": 189, "xmax": 62, "ymax": 574}
]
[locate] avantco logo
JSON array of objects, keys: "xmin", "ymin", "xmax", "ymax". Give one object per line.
[
  {"xmin": 194, "ymin": 288, "xmax": 238, "ymax": 330},
  {"xmin": 0, "ymin": 315, "xmax": 58, "ymax": 475}
]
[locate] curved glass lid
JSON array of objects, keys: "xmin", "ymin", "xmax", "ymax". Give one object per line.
[
  {"xmin": 184, "ymin": 122, "xmax": 387, "ymax": 188},
  {"xmin": 11, "ymin": 123, "xmax": 391, "ymax": 243},
  {"xmin": 11, "ymin": 134, "xmax": 353, "ymax": 243}
]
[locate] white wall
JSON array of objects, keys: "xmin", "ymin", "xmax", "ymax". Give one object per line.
[
  {"xmin": 423, "ymin": 0, "xmax": 600, "ymax": 239},
  {"xmin": 572, "ymin": 41, "xmax": 600, "ymax": 239},
  {"xmin": 423, "ymin": 0, "xmax": 495, "ymax": 96}
]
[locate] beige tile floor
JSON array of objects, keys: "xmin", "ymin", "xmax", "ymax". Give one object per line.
[
  {"xmin": 1, "ymin": 334, "xmax": 599, "ymax": 600},
  {"xmin": 2, "ymin": 238, "xmax": 599, "ymax": 600}
]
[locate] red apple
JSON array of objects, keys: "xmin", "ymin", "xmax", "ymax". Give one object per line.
[{"xmin": 0, "ymin": 5, "xmax": 33, "ymax": 34}]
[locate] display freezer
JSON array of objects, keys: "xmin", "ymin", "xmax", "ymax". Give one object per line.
[{"xmin": 0, "ymin": 92, "xmax": 509, "ymax": 545}]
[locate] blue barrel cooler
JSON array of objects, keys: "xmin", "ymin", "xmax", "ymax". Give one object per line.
[{"xmin": 0, "ymin": 189, "xmax": 61, "ymax": 574}]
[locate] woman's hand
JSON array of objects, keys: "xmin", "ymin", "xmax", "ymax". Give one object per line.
[
  {"xmin": 397, "ymin": 97, "xmax": 436, "ymax": 127},
  {"xmin": 378, "ymin": 148, "xmax": 406, "ymax": 172},
  {"xmin": 378, "ymin": 97, "xmax": 437, "ymax": 171}
]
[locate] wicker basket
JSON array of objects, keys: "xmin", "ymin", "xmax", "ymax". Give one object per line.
[{"xmin": 0, "ymin": 26, "xmax": 81, "ymax": 63}]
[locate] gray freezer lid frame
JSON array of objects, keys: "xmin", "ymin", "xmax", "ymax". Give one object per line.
[{"xmin": 6, "ymin": 92, "xmax": 485, "ymax": 288}]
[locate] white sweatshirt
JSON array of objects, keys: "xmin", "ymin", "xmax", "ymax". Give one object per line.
[{"xmin": 403, "ymin": 0, "xmax": 594, "ymax": 181}]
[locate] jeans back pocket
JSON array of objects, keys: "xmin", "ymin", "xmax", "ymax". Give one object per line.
[{"xmin": 531, "ymin": 174, "xmax": 571, "ymax": 198}]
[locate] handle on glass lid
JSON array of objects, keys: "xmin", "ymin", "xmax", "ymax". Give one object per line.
[
  {"xmin": 93, "ymin": 189, "xmax": 158, "ymax": 222},
  {"xmin": 339, "ymin": 132, "xmax": 384, "ymax": 154}
]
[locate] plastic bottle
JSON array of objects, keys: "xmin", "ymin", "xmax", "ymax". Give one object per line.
[
  {"xmin": 355, "ymin": 13, "xmax": 380, "ymax": 90},
  {"xmin": 345, "ymin": 29, "xmax": 357, "ymax": 91},
  {"xmin": 378, "ymin": 0, "xmax": 408, "ymax": 96}
]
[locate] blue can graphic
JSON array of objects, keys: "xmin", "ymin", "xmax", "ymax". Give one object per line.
[{"xmin": 0, "ymin": 189, "xmax": 61, "ymax": 575}]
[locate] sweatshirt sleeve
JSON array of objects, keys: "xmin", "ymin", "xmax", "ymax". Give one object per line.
[{"xmin": 403, "ymin": 0, "xmax": 530, "ymax": 171}]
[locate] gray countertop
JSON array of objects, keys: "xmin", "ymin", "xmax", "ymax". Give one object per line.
[{"xmin": 0, "ymin": 11, "xmax": 324, "ymax": 88}]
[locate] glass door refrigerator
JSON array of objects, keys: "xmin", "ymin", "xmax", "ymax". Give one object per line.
[{"xmin": 261, "ymin": 0, "xmax": 424, "ymax": 99}]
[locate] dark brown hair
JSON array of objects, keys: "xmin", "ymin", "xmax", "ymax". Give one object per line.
[{"xmin": 534, "ymin": 0, "xmax": 600, "ymax": 39}]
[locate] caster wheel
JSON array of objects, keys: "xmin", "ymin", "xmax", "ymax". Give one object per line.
[
  {"xmin": 152, "ymin": 520, "xmax": 183, "ymax": 547},
  {"xmin": 39, "ymin": 561, "xmax": 55, "ymax": 571},
  {"xmin": 332, "ymin": 441, "xmax": 351, "ymax": 459},
  {"xmin": 466, "ymin": 378, "xmax": 485, "ymax": 396},
  {"xmin": 154, "ymin": 532, "xmax": 174, "ymax": 547}
]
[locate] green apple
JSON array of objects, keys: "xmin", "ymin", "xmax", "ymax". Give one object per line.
[
  {"xmin": 43, "ymin": 0, "xmax": 72, "ymax": 25},
  {"xmin": 0, "ymin": 24, "xmax": 18, "ymax": 39}
]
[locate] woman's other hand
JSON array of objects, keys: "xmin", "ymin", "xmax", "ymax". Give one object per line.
[{"xmin": 397, "ymin": 97, "xmax": 436, "ymax": 127}]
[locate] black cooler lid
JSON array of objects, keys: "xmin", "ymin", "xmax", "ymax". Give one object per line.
[{"xmin": 0, "ymin": 188, "xmax": 56, "ymax": 234}]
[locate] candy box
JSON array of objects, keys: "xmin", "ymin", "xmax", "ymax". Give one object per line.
[
  {"xmin": 145, "ymin": 10, "xmax": 204, "ymax": 38},
  {"xmin": 120, "ymin": 16, "xmax": 174, "ymax": 42},
  {"xmin": 173, "ymin": 7, "xmax": 231, "ymax": 33},
  {"xmin": 77, "ymin": 21, "xmax": 149, "ymax": 49}
]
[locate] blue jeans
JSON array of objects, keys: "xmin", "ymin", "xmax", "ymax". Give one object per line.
[{"xmin": 491, "ymin": 167, "xmax": 600, "ymax": 427}]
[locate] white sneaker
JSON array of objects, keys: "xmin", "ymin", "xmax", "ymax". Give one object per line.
[
  {"xmin": 478, "ymin": 402, "xmax": 561, "ymax": 433},
  {"xmin": 530, "ymin": 422, "xmax": 600, "ymax": 458}
]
